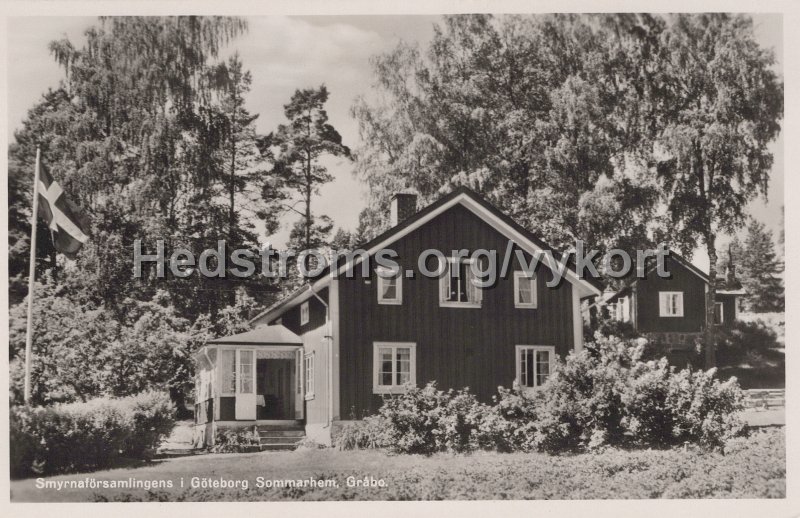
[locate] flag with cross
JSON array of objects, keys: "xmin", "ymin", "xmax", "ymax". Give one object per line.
[{"xmin": 36, "ymin": 161, "xmax": 90, "ymax": 258}]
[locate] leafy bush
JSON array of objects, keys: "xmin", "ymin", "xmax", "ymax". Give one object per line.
[
  {"xmin": 716, "ymin": 320, "xmax": 780, "ymax": 365},
  {"xmin": 210, "ymin": 428, "xmax": 261, "ymax": 453},
  {"xmin": 334, "ymin": 416, "xmax": 390, "ymax": 450},
  {"xmin": 335, "ymin": 383, "xmax": 492, "ymax": 454},
  {"xmin": 123, "ymin": 391, "xmax": 177, "ymax": 458},
  {"xmin": 10, "ymin": 392, "xmax": 175, "ymax": 477}
]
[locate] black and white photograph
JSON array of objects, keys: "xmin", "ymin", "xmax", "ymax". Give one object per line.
[{"xmin": 1, "ymin": 0, "xmax": 795, "ymax": 513}]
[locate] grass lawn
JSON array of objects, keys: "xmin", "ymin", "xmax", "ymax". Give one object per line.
[{"xmin": 10, "ymin": 427, "xmax": 784, "ymax": 501}]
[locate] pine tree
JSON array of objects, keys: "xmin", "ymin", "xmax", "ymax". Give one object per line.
[
  {"xmin": 262, "ymin": 85, "xmax": 350, "ymax": 252},
  {"xmin": 740, "ymin": 220, "xmax": 784, "ymax": 312}
]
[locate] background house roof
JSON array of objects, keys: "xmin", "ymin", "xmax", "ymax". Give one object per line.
[{"xmin": 207, "ymin": 324, "xmax": 303, "ymax": 346}]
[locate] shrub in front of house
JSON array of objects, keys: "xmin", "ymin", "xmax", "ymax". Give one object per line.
[
  {"xmin": 334, "ymin": 416, "xmax": 390, "ymax": 450},
  {"xmin": 10, "ymin": 391, "xmax": 176, "ymax": 477},
  {"xmin": 377, "ymin": 383, "xmax": 492, "ymax": 454},
  {"xmin": 122, "ymin": 391, "xmax": 177, "ymax": 459},
  {"xmin": 210, "ymin": 428, "xmax": 261, "ymax": 453}
]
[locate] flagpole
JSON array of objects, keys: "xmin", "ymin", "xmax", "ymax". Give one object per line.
[{"xmin": 23, "ymin": 147, "xmax": 41, "ymax": 405}]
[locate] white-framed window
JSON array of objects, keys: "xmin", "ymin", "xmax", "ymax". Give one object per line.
[
  {"xmin": 439, "ymin": 257, "xmax": 482, "ymax": 308},
  {"xmin": 220, "ymin": 349, "xmax": 236, "ymax": 395},
  {"xmin": 659, "ymin": 291, "xmax": 684, "ymax": 317},
  {"xmin": 304, "ymin": 352, "xmax": 315, "ymax": 400},
  {"xmin": 238, "ymin": 349, "xmax": 254, "ymax": 394},
  {"xmin": 373, "ymin": 342, "xmax": 417, "ymax": 394},
  {"xmin": 515, "ymin": 345, "xmax": 555, "ymax": 390},
  {"xmin": 613, "ymin": 296, "xmax": 630, "ymax": 322},
  {"xmin": 714, "ymin": 301, "xmax": 724, "ymax": 325},
  {"xmin": 513, "ymin": 271, "xmax": 537, "ymax": 308},
  {"xmin": 300, "ymin": 301, "xmax": 310, "ymax": 325},
  {"xmin": 377, "ymin": 266, "xmax": 402, "ymax": 305}
]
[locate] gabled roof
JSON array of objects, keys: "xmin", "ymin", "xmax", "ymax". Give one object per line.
[
  {"xmin": 250, "ymin": 187, "xmax": 603, "ymax": 324},
  {"xmin": 207, "ymin": 324, "xmax": 302, "ymax": 346},
  {"xmin": 602, "ymin": 250, "xmax": 744, "ymax": 305}
]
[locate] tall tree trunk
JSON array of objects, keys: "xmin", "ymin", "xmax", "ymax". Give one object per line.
[{"xmin": 704, "ymin": 233, "xmax": 718, "ymax": 369}]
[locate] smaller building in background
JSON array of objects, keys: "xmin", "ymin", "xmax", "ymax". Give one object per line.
[{"xmin": 600, "ymin": 252, "xmax": 745, "ymax": 356}]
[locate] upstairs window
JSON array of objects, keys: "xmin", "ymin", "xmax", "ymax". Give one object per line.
[
  {"xmin": 300, "ymin": 301, "xmax": 310, "ymax": 325},
  {"xmin": 377, "ymin": 267, "xmax": 402, "ymax": 305},
  {"xmin": 516, "ymin": 346, "xmax": 554, "ymax": 389},
  {"xmin": 659, "ymin": 291, "xmax": 684, "ymax": 317},
  {"xmin": 439, "ymin": 257, "xmax": 482, "ymax": 307},
  {"xmin": 514, "ymin": 271, "xmax": 537, "ymax": 308}
]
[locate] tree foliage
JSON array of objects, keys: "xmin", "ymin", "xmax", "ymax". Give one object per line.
[
  {"xmin": 262, "ymin": 85, "xmax": 351, "ymax": 252},
  {"xmin": 351, "ymin": 14, "xmax": 663, "ymax": 253}
]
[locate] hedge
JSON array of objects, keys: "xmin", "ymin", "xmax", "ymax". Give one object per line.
[{"xmin": 10, "ymin": 391, "xmax": 175, "ymax": 477}]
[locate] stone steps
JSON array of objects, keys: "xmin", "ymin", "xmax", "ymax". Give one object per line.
[{"xmin": 255, "ymin": 423, "xmax": 305, "ymax": 451}]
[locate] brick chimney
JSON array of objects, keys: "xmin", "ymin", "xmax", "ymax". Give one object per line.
[{"xmin": 390, "ymin": 193, "xmax": 417, "ymax": 226}]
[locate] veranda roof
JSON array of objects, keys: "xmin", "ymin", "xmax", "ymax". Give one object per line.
[{"xmin": 206, "ymin": 324, "xmax": 303, "ymax": 346}]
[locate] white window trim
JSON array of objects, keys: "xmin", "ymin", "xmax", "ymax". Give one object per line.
[
  {"xmin": 376, "ymin": 267, "xmax": 403, "ymax": 305},
  {"xmin": 300, "ymin": 301, "xmax": 310, "ymax": 325},
  {"xmin": 513, "ymin": 271, "xmax": 538, "ymax": 309},
  {"xmin": 373, "ymin": 342, "xmax": 417, "ymax": 394},
  {"xmin": 515, "ymin": 345, "xmax": 555, "ymax": 391},
  {"xmin": 439, "ymin": 257, "xmax": 482, "ymax": 308},
  {"xmin": 220, "ymin": 348, "xmax": 236, "ymax": 396},
  {"xmin": 714, "ymin": 301, "xmax": 724, "ymax": 325},
  {"xmin": 659, "ymin": 291, "xmax": 684, "ymax": 317},
  {"xmin": 304, "ymin": 352, "xmax": 315, "ymax": 400}
]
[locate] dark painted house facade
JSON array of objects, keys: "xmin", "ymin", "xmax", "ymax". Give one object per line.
[
  {"xmin": 229, "ymin": 187, "xmax": 602, "ymax": 444},
  {"xmin": 602, "ymin": 253, "xmax": 744, "ymax": 348}
]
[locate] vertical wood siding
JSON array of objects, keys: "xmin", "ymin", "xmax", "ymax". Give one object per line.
[
  {"xmin": 635, "ymin": 255, "xmax": 707, "ymax": 333},
  {"xmin": 337, "ymin": 204, "xmax": 575, "ymax": 417}
]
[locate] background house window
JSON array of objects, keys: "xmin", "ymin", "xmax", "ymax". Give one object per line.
[
  {"xmin": 304, "ymin": 353, "xmax": 315, "ymax": 399},
  {"xmin": 659, "ymin": 291, "xmax": 684, "ymax": 317},
  {"xmin": 373, "ymin": 342, "xmax": 416, "ymax": 393},
  {"xmin": 714, "ymin": 301, "xmax": 724, "ymax": 324},
  {"xmin": 238, "ymin": 350, "xmax": 253, "ymax": 394},
  {"xmin": 514, "ymin": 271, "xmax": 537, "ymax": 308},
  {"xmin": 300, "ymin": 301, "xmax": 310, "ymax": 325},
  {"xmin": 439, "ymin": 257, "xmax": 482, "ymax": 307},
  {"xmin": 221, "ymin": 349, "xmax": 236, "ymax": 394},
  {"xmin": 516, "ymin": 345, "xmax": 555, "ymax": 389},
  {"xmin": 377, "ymin": 267, "xmax": 402, "ymax": 304}
]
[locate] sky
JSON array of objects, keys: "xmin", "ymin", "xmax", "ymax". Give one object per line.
[{"xmin": 5, "ymin": 14, "xmax": 784, "ymax": 270}]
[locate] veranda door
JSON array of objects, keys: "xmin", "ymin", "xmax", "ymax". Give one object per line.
[{"xmin": 235, "ymin": 349, "xmax": 256, "ymax": 420}]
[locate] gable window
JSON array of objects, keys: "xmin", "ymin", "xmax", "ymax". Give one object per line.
[
  {"xmin": 714, "ymin": 301, "xmax": 724, "ymax": 325},
  {"xmin": 373, "ymin": 342, "xmax": 417, "ymax": 394},
  {"xmin": 439, "ymin": 257, "xmax": 482, "ymax": 307},
  {"xmin": 516, "ymin": 345, "xmax": 555, "ymax": 390},
  {"xmin": 377, "ymin": 267, "xmax": 402, "ymax": 305},
  {"xmin": 659, "ymin": 291, "xmax": 684, "ymax": 317},
  {"xmin": 514, "ymin": 271, "xmax": 537, "ymax": 308},
  {"xmin": 300, "ymin": 301, "xmax": 310, "ymax": 325},
  {"xmin": 221, "ymin": 349, "xmax": 236, "ymax": 395},
  {"xmin": 304, "ymin": 352, "xmax": 315, "ymax": 400}
]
